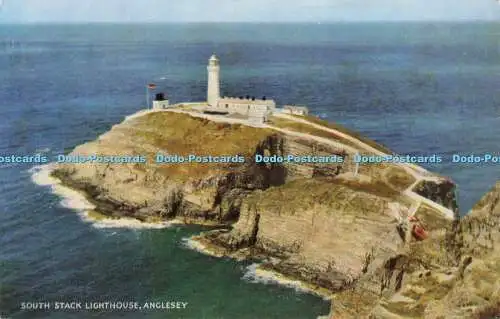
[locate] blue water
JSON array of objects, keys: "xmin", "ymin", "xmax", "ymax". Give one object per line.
[{"xmin": 1, "ymin": 23, "xmax": 499, "ymax": 318}]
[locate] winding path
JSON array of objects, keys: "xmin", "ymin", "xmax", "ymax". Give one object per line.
[{"xmin": 273, "ymin": 113, "xmax": 454, "ymax": 219}]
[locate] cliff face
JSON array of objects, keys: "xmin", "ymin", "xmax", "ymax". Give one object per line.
[
  {"xmin": 201, "ymin": 178, "xmax": 406, "ymax": 291},
  {"xmin": 52, "ymin": 111, "xmax": 470, "ymax": 317},
  {"xmin": 331, "ymin": 183, "xmax": 500, "ymax": 319},
  {"xmin": 53, "ymin": 112, "xmax": 356, "ymax": 222},
  {"xmin": 414, "ymin": 179, "xmax": 460, "ymax": 217}
]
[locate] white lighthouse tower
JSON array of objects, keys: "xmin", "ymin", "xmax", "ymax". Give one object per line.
[{"xmin": 207, "ymin": 54, "xmax": 220, "ymax": 107}]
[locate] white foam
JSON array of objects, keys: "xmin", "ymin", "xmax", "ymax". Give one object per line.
[
  {"xmin": 181, "ymin": 237, "xmax": 224, "ymax": 257},
  {"xmin": 30, "ymin": 164, "xmax": 95, "ymax": 211},
  {"xmin": 242, "ymin": 263, "xmax": 332, "ymax": 301},
  {"xmin": 30, "ymin": 164, "xmax": 170, "ymax": 230},
  {"xmin": 88, "ymin": 215, "xmax": 171, "ymax": 229},
  {"xmin": 35, "ymin": 147, "xmax": 51, "ymax": 153},
  {"xmin": 181, "ymin": 236, "xmax": 332, "ymax": 300},
  {"xmin": 0, "ymin": 163, "xmax": 17, "ymax": 169}
]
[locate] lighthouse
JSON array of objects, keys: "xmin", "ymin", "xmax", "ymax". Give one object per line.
[{"xmin": 207, "ymin": 54, "xmax": 220, "ymax": 107}]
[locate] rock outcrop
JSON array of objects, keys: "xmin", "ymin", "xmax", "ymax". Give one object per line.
[
  {"xmin": 53, "ymin": 112, "xmax": 355, "ymax": 223},
  {"xmin": 330, "ymin": 182, "xmax": 500, "ymax": 318},
  {"xmin": 51, "ymin": 111, "xmax": 477, "ymax": 318},
  {"xmin": 199, "ymin": 177, "xmax": 411, "ymax": 291}
]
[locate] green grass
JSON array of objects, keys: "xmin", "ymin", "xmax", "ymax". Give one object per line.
[
  {"xmin": 336, "ymin": 178, "xmax": 401, "ymax": 199},
  {"xmin": 119, "ymin": 112, "xmax": 277, "ymax": 180},
  {"xmin": 293, "ymin": 114, "xmax": 394, "ymax": 154},
  {"xmin": 269, "ymin": 116, "xmax": 361, "ymax": 150},
  {"xmin": 244, "ymin": 177, "xmax": 399, "ymax": 215},
  {"xmin": 130, "ymin": 112, "xmax": 274, "ymax": 155},
  {"xmin": 271, "ymin": 116, "xmax": 416, "ymax": 193},
  {"xmin": 384, "ymin": 166, "xmax": 417, "ymax": 192}
]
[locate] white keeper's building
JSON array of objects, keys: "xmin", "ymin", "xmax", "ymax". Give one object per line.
[
  {"xmin": 205, "ymin": 54, "xmax": 277, "ymax": 124},
  {"xmin": 153, "ymin": 54, "xmax": 309, "ymax": 122}
]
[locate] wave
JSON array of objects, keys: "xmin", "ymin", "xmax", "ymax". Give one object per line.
[
  {"xmin": 30, "ymin": 164, "xmax": 96, "ymax": 211},
  {"xmin": 89, "ymin": 216, "xmax": 171, "ymax": 230},
  {"xmin": 0, "ymin": 163, "xmax": 18, "ymax": 169},
  {"xmin": 35, "ymin": 147, "xmax": 51, "ymax": 154},
  {"xmin": 29, "ymin": 164, "xmax": 170, "ymax": 230},
  {"xmin": 242, "ymin": 263, "xmax": 332, "ymax": 301},
  {"xmin": 181, "ymin": 236, "xmax": 332, "ymax": 300},
  {"xmin": 181, "ymin": 237, "xmax": 225, "ymax": 258}
]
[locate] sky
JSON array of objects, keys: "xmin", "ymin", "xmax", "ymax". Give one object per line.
[{"xmin": 0, "ymin": 0, "xmax": 499, "ymax": 23}]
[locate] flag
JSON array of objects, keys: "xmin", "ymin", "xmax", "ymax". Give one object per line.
[{"xmin": 148, "ymin": 83, "xmax": 156, "ymax": 89}]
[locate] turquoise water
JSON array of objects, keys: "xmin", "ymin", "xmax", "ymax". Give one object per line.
[
  {"xmin": 1, "ymin": 22, "xmax": 499, "ymax": 318},
  {"xmin": 1, "ymin": 166, "xmax": 329, "ymax": 318}
]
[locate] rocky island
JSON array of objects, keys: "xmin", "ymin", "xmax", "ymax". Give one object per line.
[{"xmin": 49, "ymin": 55, "xmax": 499, "ymax": 318}]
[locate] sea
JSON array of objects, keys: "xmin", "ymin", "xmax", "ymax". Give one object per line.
[{"xmin": 0, "ymin": 22, "xmax": 499, "ymax": 319}]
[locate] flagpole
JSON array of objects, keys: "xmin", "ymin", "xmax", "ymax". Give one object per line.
[
  {"xmin": 146, "ymin": 85, "xmax": 150, "ymax": 109},
  {"xmin": 354, "ymin": 152, "xmax": 359, "ymax": 177}
]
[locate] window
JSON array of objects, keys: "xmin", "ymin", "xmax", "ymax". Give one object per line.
[{"xmin": 226, "ymin": 104, "xmax": 228, "ymax": 108}]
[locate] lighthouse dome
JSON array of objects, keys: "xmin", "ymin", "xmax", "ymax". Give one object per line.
[{"xmin": 208, "ymin": 54, "xmax": 219, "ymax": 66}]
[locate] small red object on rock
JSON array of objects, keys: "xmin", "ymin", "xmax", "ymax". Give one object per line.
[{"xmin": 412, "ymin": 224, "xmax": 428, "ymax": 240}]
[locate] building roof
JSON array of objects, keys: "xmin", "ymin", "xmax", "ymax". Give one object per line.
[
  {"xmin": 219, "ymin": 96, "xmax": 276, "ymax": 105},
  {"xmin": 208, "ymin": 54, "xmax": 219, "ymax": 66}
]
